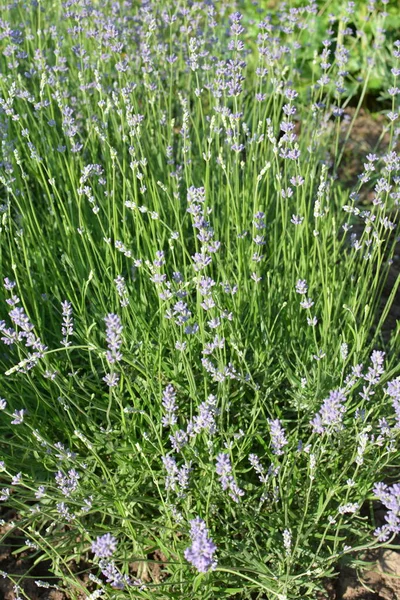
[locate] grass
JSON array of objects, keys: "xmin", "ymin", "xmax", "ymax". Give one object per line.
[{"xmin": 0, "ymin": 0, "xmax": 399, "ymax": 598}]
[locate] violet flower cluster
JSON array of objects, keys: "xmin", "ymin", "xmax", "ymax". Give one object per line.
[
  {"xmin": 162, "ymin": 455, "xmax": 190, "ymax": 497},
  {"xmin": 373, "ymin": 482, "xmax": 400, "ymax": 542},
  {"xmin": 268, "ymin": 419, "xmax": 288, "ymax": 455},
  {"xmin": 215, "ymin": 453, "xmax": 244, "ymax": 503},
  {"xmin": 103, "ymin": 313, "xmax": 123, "ymax": 387},
  {"xmin": 99, "ymin": 560, "xmax": 132, "ymax": 590},
  {"xmin": 161, "ymin": 384, "xmax": 178, "ymax": 427},
  {"xmin": 184, "ymin": 517, "xmax": 217, "ymax": 573},
  {"xmin": 386, "ymin": 377, "xmax": 400, "ymax": 428},
  {"xmin": 0, "ymin": 278, "xmax": 47, "ymax": 372},
  {"xmin": 55, "ymin": 469, "xmax": 80, "ymax": 497},
  {"xmin": 91, "ymin": 533, "xmax": 118, "ymax": 559},
  {"xmin": 60, "ymin": 300, "xmax": 73, "ymax": 347},
  {"xmin": 169, "ymin": 394, "xmax": 218, "ymax": 453},
  {"xmin": 104, "ymin": 314, "xmax": 123, "ymax": 364},
  {"xmin": 310, "ymin": 388, "xmax": 347, "ymax": 434}
]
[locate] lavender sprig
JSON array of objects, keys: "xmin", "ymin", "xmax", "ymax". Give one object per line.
[
  {"xmin": 310, "ymin": 389, "xmax": 347, "ymax": 434},
  {"xmin": 184, "ymin": 517, "xmax": 217, "ymax": 573},
  {"xmin": 104, "ymin": 314, "xmax": 123, "ymax": 364},
  {"xmin": 91, "ymin": 533, "xmax": 118, "ymax": 559},
  {"xmin": 60, "ymin": 301, "xmax": 73, "ymax": 347},
  {"xmin": 268, "ymin": 419, "xmax": 288, "ymax": 455}
]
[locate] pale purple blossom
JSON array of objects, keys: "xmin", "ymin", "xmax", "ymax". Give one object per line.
[
  {"xmin": 364, "ymin": 350, "xmax": 385, "ymax": 385},
  {"xmin": 338, "ymin": 502, "xmax": 359, "ymax": 515},
  {"xmin": 373, "ymin": 482, "xmax": 400, "ymax": 541},
  {"xmin": 311, "ymin": 388, "xmax": 347, "ymax": 434},
  {"xmin": 4, "ymin": 278, "xmax": 16, "ymax": 291},
  {"xmin": 184, "ymin": 518, "xmax": 217, "ymax": 573},
  {"xmin": 268, "ymin": 419, "xmax": 288, "ymax": 455},
  {"xmin": 55, "ymin": 469, "xmax": 80, "ymax": 497},
  {"xmin": 103, "ymin": 373, "xmax": 119, "ymax": 387},
  {"xmin": 295, "ymin": 279, "xmax": 308, "ymax": 295},
  {"xmin": 162, "ymin": 384, "xmax": 178, "ymax": 427},
  {"xmin": 100, "ymin": 560, "xmax": 131, "ymax": 589},
  {"xmin": 216, "ymin": 453, "xmax": 244, "ymax": 502},
  {"xmin": 386, "ymin": 377, "xmax": 400, "ymax": 428},
  {"xmin": 291, "ymin": 214, "xmax": 304, "ymax": 225},
  {"xmin": 11, "ymin": 409, "xmax": 26, "ymax": 425},
  {"xmin": 91, "ymin": 533, "xmax": 118, "ymax": 559},
  {"xmin": 104, "ymin": 314, "xmax": 123, "ymax": 364},
  {"xmin": 162, "ymin": 456, "xmax": 190, "ymax": 495},
  {"xmin": 300, "ymin": 298, "xmax": 314, "ymax": 309}
]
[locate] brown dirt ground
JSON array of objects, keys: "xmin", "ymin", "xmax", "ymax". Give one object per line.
[{"xmin": 318, "ymin": 549, "xmax": 400, "ymax": 600}]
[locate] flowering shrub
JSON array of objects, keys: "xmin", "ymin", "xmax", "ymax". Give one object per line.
[{"xmin": 0, "ymin": 0, "xmax": 399, "ymax": 598}]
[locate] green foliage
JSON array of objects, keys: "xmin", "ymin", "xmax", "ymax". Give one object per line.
[{"xmin": 0, "ymin": 0, "xmax": 399, "ymax": 599}]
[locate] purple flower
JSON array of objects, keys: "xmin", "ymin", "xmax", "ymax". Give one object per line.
[
  {"xmin": 386, "ymin": 377, "xmax": 400, "ymax": 428},
  {"xmin": 55, "ymin": 469, "xmax": 80, "ymax": 497},
  {"xmin": 11, "ymin": 409, "xmax": 26, "ymax": 425},
  {"xmin": 60, "ymin": 301, "xmax": 73, "ymax": 347},
  {"xmin": 184, "ymin": 517, "xmax": 217, "ymax": 573},
  {"xmin": 57, "ymin": 502, "xmax": 74, "ymax": 522},
  {"xmin": 100, "ymin": 560, "xmax": 131, "ymax": 589},
  {"xmin": 338, "ymin": 502, "xmax": 359, "ymax": 515},
  {"xmin": 268, "ymin": 419, "xmax": 288, "ymax": 455},
  {"xmin": 188, "ymin": 395, "xmax": 218, "ymax": 436},
  {"xmin": 215, "ymin": 453, "xmax": 244, "ymax": 502},
  {"xmin": 373, "ymin": 482, "xmax": 400, "ymax": 541},
  {"xmin": 104, "ymin": 314, "xmax": 123, "ymax": 364},
  {"xmin": 295, "ymin": 279, "xmax": 308, "ymax": 295},
  {"xmin": 162, "ymin": 456, "xmax": 190, "ymax": 496},
  {"xmin": 103, "ymin": 373, "xmax": 120, "ymax": 388},
  {"xmin": 300, "ymin": 298, "xmax": 314, "ymax": 309},
  {"xmin": 311, "ymin": 388, "xmax": 347, "ymax": 434},
  {"xmin": 169, "ymin": 429, "xmax": 188, "ymax": 452},
  {"xmin": 215, "ymin": 453, "xmax": 232, "ymax": 490},
  {"xmin": 161, "ymin": 384, "xmax": 178, "ymax": 427},
  {"xmin": 4, "ymin": 278, "xmax": 16, "ymax": 291},
  {"xmin": 364, "ymin": 350, "xmax": 385, "ymax": 385},
  {"xmin": 91, "ymin": 533, "xmax": 118, "ymax": 559},
  {"xmin": 9, "ymin": 307, "xmax": 34, "ymax": 332},
  {"xmin": 291, "ymin": 214, "xmax": 304, "ymax": 225}
]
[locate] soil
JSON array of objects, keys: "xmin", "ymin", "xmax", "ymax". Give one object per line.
[
  {"xmin": 337, "ymin": 107, "xmax": 393, "ymax": 190},
  {"xmin": 318, "ymin": 550, "xmax": 400, "ymax": 600}
]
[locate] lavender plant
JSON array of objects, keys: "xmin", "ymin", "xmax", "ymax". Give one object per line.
[{"xmin": 0, "ymin": 0, "xmax": 399, "ymax": 599}]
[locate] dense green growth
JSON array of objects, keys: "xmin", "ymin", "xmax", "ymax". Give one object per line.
[{"xmin": 0, "ymin": 0, "xmax": 399, "ymax": 598}]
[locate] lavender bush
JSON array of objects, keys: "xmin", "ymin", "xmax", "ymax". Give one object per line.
[{"xmin": 0, "ymin": 0, "xmax": 399, "ymax": 598}]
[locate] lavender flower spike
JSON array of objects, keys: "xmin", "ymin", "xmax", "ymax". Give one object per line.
[
  {"xmin": 60, "ymin": 301, "xmax": 73, "ymax": 347},
  {"xmin": 373, "ymin": 482, "xmax": 400, "ymax": 542},
  {"xmin": 311, "ymin": 388, "xmax": 347, "ymax": 434},
  {"xmin": 386, "ymin": 377, "xmax": 400, "ymax": 428},
  {"xmin": 161, "ymin": 384, "xmax": 178, "ymax": 427},
  {"xmin": 184, "ymin": 517, "xmax": 217, "ymax": 573},
  {"xmin": 91, "ymin": 533, "xmax": 118, "ymax": 559},
  {"xmin": 295, "ymin": 279, "xmax": 308, "ymax": 295},
  {"xmin": 104, "ymin": 313, "xmax": 123, "ymax": 364},
  {"xmin": 215, "ymin": 453, "xmax": 245, "ymax": 502},
  {"xmin": 268, "ymin": 419, "xmax": 288, "ymax": 455},
  {"xmin": 216, "ymin": 453, "xmax": 232, "ymax": 490},
  {"xmin": 11, "ymin": 409, "xmax": 26, "ymax": 425}
]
